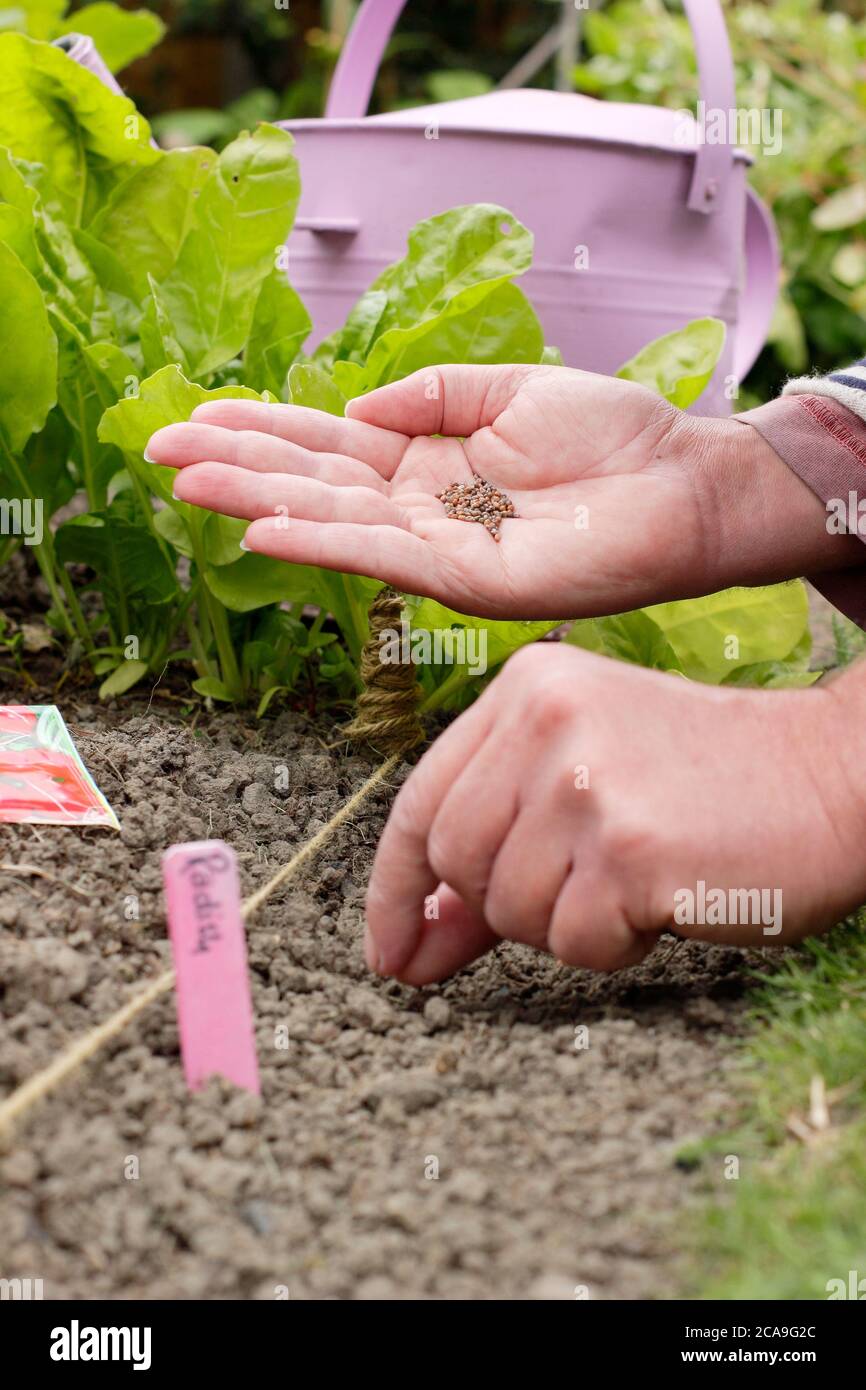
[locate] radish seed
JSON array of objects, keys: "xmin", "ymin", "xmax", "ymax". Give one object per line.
[{"xmin": 437, "ymin": 479, "xmax": 518, "ymax": 542}]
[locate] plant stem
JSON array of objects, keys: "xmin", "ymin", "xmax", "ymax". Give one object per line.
[
  {"xmin": 128, "ymin": 460, "xmax": 176, "ymax": 568},
  {"xmin": 57, "ymin": 563, "xmax": 95, "ymax": 651},
  {"xmin": 188, "ymin": 520, "xmax": 243, "ymax": 698},
  {"xmin": 207, "ymin": 594, "xmax": 243, "ymax": 697},
  {"xmin": 340, "ymin": 574, "xmax": 368, "ymax": 662},
  {"xmin": 185, "ymin": 610, "xmax": 212, "ymax": 679},
  {"xmin": 75, "ymin": 382, "xmax": 98, "ymax": 510}
]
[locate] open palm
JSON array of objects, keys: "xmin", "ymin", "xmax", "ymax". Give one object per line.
[{"xmin": 146, "ymin": 363, "xmax": 712, "ymax": 620}]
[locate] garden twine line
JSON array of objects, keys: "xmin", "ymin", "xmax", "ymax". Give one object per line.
[
  {"xmin": 0, "ymin": 753, "xmax": 403, "ymax": 1138},
  {"xmin": 0, "ymin": 589, "xmax": 424, "ymax": 1135}
]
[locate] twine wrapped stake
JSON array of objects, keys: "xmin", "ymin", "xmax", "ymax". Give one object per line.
[{"xmin": 343, "ymin": 586, "xmax": 426, "ymax": 757}]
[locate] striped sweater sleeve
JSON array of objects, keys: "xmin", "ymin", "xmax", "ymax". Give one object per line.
[
  {"xmin": 784, "ymin": 361, "xmax": 866, "ymax": 422},
  {"xmin": 737, "ymin": 383, "xmax": 866, "ymax": 628}
]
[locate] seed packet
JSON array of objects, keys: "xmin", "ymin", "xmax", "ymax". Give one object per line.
[{"xmin": 0, "ymin": 705, "xmax": 119, "ymax": 829}]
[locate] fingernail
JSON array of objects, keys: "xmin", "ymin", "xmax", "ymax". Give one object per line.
[
  {"xmin": 239, "ymin": 539, "xmax": 250, "ymax": 552},
  {"xmin": 143, "ymin": 448, "xmax": 155, "ymax": 463},
  {"xmin": 363, "ymin": 927, "xmax": 384, "ymax": 973}
]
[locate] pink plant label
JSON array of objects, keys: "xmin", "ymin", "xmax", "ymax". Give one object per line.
[{"xmin": 162, "ymin": 841, "xmax": 260, "ymax": 1095}]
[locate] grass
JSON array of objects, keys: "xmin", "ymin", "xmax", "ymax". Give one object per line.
[{"xmin": 684, "ymin": 916, "xmax": 866, "ymax": 1300}]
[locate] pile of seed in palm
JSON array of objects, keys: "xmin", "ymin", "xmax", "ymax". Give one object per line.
[{"xmin": 437, "ymin": 478, "xmax": 518, "ymax": 542}]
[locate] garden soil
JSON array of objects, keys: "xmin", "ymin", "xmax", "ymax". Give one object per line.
[
  {"xmin": 0, "ymin": 688, "xmax": 755, "ymax": 1302},
  {"xmin": 0, "ymin": 547, "xmax": 780, "ymax": 1303}
]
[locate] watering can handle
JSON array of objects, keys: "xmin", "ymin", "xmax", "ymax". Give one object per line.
[
  {"xmin": 325, "ymin": 0, "xmax": 736, "ymax": 215},
  {"xmin": 735, "ymin": 187, "xmax": 780, "ymax": 383}
]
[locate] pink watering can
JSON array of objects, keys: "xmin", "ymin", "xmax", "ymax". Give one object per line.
[{"xmin": 280, "ymin": 0, "xmax": 779, "ymax": 416}]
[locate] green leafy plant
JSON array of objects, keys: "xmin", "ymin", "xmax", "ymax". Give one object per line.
[
  {"xmin": 0, "ymin": 0, "xmax": 165, "ymax": 72},
  {"xmin": 0, "ymin": 32, "xmax": 815, "ymax": 717},
  {"xmin": 570, "ymin": 0, "xmax": 866, "ymax": 407}
]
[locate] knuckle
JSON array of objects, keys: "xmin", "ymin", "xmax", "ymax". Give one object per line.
[
  {"xmin": 482, "ymin": 881, "xmax": 515, "ymax": 937},
  {"xmin": 525, "ymin": 675, "xmax": 578, "ymax": 738},
  {"xmin": 426, "ymin": 818, "xmax": 463, "ymax": 887},
  {"xmin": 546, "ymin": 913, "xmax": 580, "ymax": 966},
  {"xmin": 483, "ymin": 884, "xmax": 535, "ymax": 946},
  {"xmin": 601, "ymin": 814, "xmax": 658, "ymax": 876},
  {"xmin": 390, "ymin": 774, "xmax": 428, "ymax": 837},
  {"xmin": 236, "ymin": 429, "xmax": 270, "ymax": 462},
  {"xmin": 502, "ymin": 643, "xmax": 545, "ymax": 678},
  {"xmin": 427, "ymin": 819, "xmax": 489, "ymax": 904}
]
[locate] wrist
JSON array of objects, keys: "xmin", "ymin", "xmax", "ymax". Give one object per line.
[{"xmin": 676, "ymin": 410, "xmax": 865, "ymax": 592}]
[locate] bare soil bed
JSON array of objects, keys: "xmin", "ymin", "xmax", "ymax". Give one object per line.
[{"xmin": 0, "ymin": 680, "xmax": 754, "ymax": 1301}]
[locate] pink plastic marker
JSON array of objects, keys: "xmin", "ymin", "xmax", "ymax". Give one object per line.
[{"xmin": 162, "ymin": 841, "xmax": 260, "ymax": 1095}]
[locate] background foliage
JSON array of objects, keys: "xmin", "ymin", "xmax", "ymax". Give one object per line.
[
  {"xmin": 0, "ymin": 2, "xmax": 861, "ymax": 713},
  {"xmin": 146, "ymin": 0, "xmax": 866, "ymax": 405},
  {"xmin": 6, "ymin": 2, "xmax": 863, "ymax": 403}
]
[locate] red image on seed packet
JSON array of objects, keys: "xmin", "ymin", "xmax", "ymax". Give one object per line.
[{"xmin": 0, "ymin": 705, "xmax": 119, "ymax": 829}]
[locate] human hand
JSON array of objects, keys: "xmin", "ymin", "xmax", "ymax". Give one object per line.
[
  {"xmin": 362, "ymin": 643, "xmax": 862, "ymax": 984},
  {"xmin": 146, "ymin": 364, "xmax": 850, "ymax": 622}
]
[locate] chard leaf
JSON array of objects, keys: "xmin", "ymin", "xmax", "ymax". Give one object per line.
[
  {"xmin": 354, "ymin": 204, "xmax": 532, "ymax": 340},
  {"xmin": 617, "ymin": 317, "xmax": 726, "ymax": 409},
  {"xmin": 355, "ymin": 281, "xmax": 545, "ymax": 392},
  {"xmin": 139, "ymin": 275, "xmax": 189, "ymax": 376},
  {"xmin": 98, "ymin": 364, "xmax": 268, "ymax": 500},
  {"xmin": 84, "ymin": 339, "xmax": 138, "ymax": 398},
  {"xmin": 89, "ymin": 147, "xmax": 217, "ymax": 301},
  {"xmin": 205, "ymin": 552, "xmax": 377, "ymax": 653},
  {"xmin": 21, "ymin": 409, "xmax": 75, "ymax": 517},
  {"xmin": 404, "ymin": 595, "xmax": 559, "ymax": 700},
  {"xmin": 0, "ymin": 238, "xmax": 57, "ymax": 453},
  {"xmin": 99, "ymin": 658, "xmax": 149, "ymax": 699},
  {"xmin": 55, "ymin": 505, "xmax": 178, "ymax": 604},
  {"xmin": 58, "ymin": 3, "xmax": 166, "ymax": 73},
  {"xmin": 153, "ymin": 504, "xmax": 193, "ymax": 557},
  {"xmin": 721, "ymin": 662, "xmax": 819, "ymax": 689},
  {"xmin": 151, "ymin": 125, "xmax": 300, "ymax": 379},
  {"xmin": 13, "ymin": 2, "xmax": 67, "ymax": 40},
  {"xmin": 73, "ymin": 228, "xmax": 144, "ymax": 349},
  {"xmin": 202, "ymin": 512, "xmax": 247, "ymax": 566},
  {"xmin": 566, "ymin": 611, "xmax": 683, "ymax": 672},
  {"xmin": 245, "ymin": 270, "xmax": 311, "ymax": 398},
  {"xmin": 0, "ymin": 34, "xmax": 157, "ymax": 225},
  {"xmin": 0, "ymin": 146, "xmax": 40, "ymax": 271},
  {"xmin": 204, "ymin": 552, "xmax": 319, "ymax": 612},
  {"xmin": 193, "ymin": 676, "xmax": 235, "ymax": 701},
  {"xmin": 1, "ymin": 151, "xmax": 99, "ymax": 331},
  {"xmin": 331, "ymin": 359, "xmax": 366, "ymax": 399},
  {"xmin": 287, "ymin": 363, "xmax": 347, "ymax": 416},
  {"xmin": 643, "ymin": 583, "xmax": 811, "ymax": 684},
  {"xmin": 336, "ymin": 288, "xmax": 388, "ymax": 364},
  {"xmin": 335, "ymin": 204, "xmax": 534, "ymax": 390}
]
